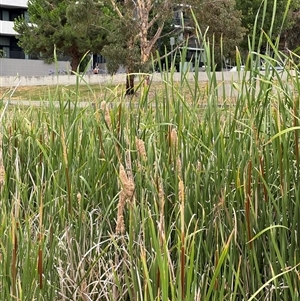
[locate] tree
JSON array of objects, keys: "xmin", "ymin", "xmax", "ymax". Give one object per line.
[
  {"xmin": 177, "ymin": 0, "xmax": 245, "ymax": 69},
  {"xmin": 236, "ymin": 0, "xmax": 297, "ymax": 51},
  {"xmin": 282, "ymin": 2, "xmax": 300, "ymax": 53},
  {"xmin": 102, "ymin": 0, "xmax": 174, "ymax": 94},
  {"xmin": 14, "ymin": 0, "xmax": 110, "ymax": 72}
]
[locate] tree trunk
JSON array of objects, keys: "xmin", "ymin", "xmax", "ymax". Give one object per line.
[
  {"xmin": 70, "ymin": 55, "xmax": 81, "ymax": 73},
  {"xmin": 125, "ymin": 73, "xmax": 135, "ymax": 95}
]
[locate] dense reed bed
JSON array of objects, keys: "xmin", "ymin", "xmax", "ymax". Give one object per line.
[
  {"xmin": 1, "ymin": 55, "xmax": 299, "ymax": 300},
  {"xmin": 1, "ymin": 5, "xmax": 300, "ymax": 300}
]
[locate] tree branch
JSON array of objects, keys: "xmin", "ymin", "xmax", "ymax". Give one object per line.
[
  {"xmin": 147, "ymin": 24, "xmax": 164, "ymax": 54},
  {"xmin": 147, "ymin": 12, "xmax": 161, "ymax": 30},
  {"xmin": 109, "ymin": 0, "xmax": 123, "ymax": 18}
]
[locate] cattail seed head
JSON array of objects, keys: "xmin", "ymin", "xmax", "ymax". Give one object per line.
[
  {"xmin": 158, "ymin": 180, "xmax": 164, "ymax": 207},
  {"xmin": 119, "ymin": 163, "xmax": 135, "ymax": 200},
  {"xmin": 176, "ymin": 156, "xmax": 182, "ymax": 176},
  {"xmin": 171, "ymin": 128, "xmax": 178, "ymax": 149},
  {"xmin": 135, "ymin": 137, "xmax": 147, "ymax": 161},
  {"xmin": 178, "ymin": 179, "xmax": 185, "ymax": 204},
  {"xmin": 100, "ymin": 101, "xmax": 111, "ymax": 130},
  {"xmin": 115, "ymin": 191, "xmax": 126, "ymax": 235}
]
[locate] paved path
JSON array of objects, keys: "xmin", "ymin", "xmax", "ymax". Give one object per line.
[{"xmin": 4, "ymin": 99, "xmax": 93, "ymax": 108}]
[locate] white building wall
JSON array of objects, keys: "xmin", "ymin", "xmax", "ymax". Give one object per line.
[
  {"xmin": 0, "ymin": 20, "xmax": 16, "ymax": 35},
  {"xmin": 0, "ymin": 0, "xmax": 28, "ymax": 8},
  {"xmin": 0, "ymin": 58, "xmax": 71, "ymax": 76}
]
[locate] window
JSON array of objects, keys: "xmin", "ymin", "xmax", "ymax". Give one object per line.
[
  {"xmin": 0, "ymin": 37, "xmax": 10, "ymax": 46},
  {"xmin": 0, "ymin": 8, "xmax": 27, "ymax": 21},
  {"xmin": 1, "ymin": 10, "xmax": 10, "ymax": 21}
]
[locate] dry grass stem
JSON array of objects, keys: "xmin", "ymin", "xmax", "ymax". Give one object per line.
[
  {"xmin": 158, "ymin": 179, "xmax": 165, "ymax": 244},
  {"xmin": 0, "ymin": 134, "xmax": 5, "ymax": 187},
  {"xmin": 125, "ymin": 150, "xmax": 134, "ymax": 182}
]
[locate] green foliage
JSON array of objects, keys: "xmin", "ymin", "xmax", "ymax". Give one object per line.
[
  {"xmin": 102, "ymin": 0, "xmax": 174, "ymax": 75},
  {"xmin": 282, "ymin": 1, "xmax": 300, "ymax": 51},
  {"xmin": 190, "ymin": 0, "xmax": 246, "ymax": 69},
  {"xmin": 14, "ymin": 0, "xmax": 110, "ymax": 71},
  {"xmin": 101, "ymin": 16, "xmax": 142, "ymax": 74},
  {"xmin": 236, "ymin": 0, "xmax": 297, "ymax": 50}
]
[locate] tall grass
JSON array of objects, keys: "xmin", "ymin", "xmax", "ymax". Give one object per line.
[{"xmin": 1, "ymin": 1, "xmax": 300, "ymax": 300}]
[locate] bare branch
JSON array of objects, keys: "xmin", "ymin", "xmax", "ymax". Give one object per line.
[
  {"xmin": 109, "ymin": 0, "xmax": 123, "ymax": 18},
  {"xmin": 147, "ymin": 0, "xmax": 172, "ymax": 30},
  {"xmin": 147, "ymin": 12, "xmax": 161, "ymax": 30},
  {"xmin": 147, "ymin": 24, "xmax": 164, "ymax": 53}
]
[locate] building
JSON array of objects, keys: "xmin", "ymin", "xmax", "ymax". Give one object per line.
[
  {"xmin": 172, "ymin": 4, "xmax": 205, "ymax": 71},
  {"xmin": 0, "ymin": 0, "xmax": 70, "ymax": 77},
  {"xmin": 0, "ymin": 0, "xmax": 28, "ymax": 59}
]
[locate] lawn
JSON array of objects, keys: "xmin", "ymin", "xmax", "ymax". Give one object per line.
[{"xmin": 0, "ymin": 83, "xmax": 124, "ymax": 101}]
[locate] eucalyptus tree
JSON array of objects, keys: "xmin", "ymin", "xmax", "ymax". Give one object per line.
[
  {"xmin": 102, "ymin": 0, "xmax": 175, "ymax": 95},
  {"xmin": 14, "ymin": 0, "xmax": 110, "ymax": 72}
]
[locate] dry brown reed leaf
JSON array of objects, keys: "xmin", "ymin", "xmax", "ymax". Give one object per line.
[
  {"xmin": 158, "ymin": 179, "xmax": 165, "ymax": 243},
  {"xmin": 135, "ymin": 137, "xmax": 147, "ymax": 161},
  {"xmin": 124, "ymin": 150, "xmax": 135, "ymax": 200},
  {"xmin": 79, "ymin": 279, "xmax": 89, "ymax": 301},
  {"xmin": 0, "ymin": 134, "xmax": 5, "ymax": 187},
  {"xmin": 125, "ymin": 150, "xmax": 133, "ymax": 180}
]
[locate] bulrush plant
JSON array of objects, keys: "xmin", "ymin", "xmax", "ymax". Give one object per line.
[
  {"xmin": 115, "ymin": 162, "xmax": 135, "ymax": 235},
  {"xmin": 0, "ymin": 2, "xmax": 300, "ymax": 300}
]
